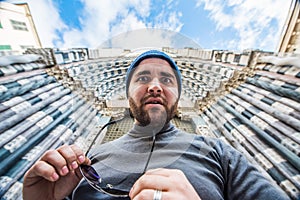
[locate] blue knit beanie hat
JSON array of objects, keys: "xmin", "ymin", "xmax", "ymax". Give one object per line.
[{"xmin": 125, "ymin": 50, "xmax": 182, "ymax": 99}]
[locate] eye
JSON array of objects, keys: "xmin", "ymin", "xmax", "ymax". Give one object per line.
[
  {"xmin": 160, "ymin": 77, "xmax": 173, "ymax": 85},
  {"xmin": 136, "ymin": 76, "xmax": 150, "ymax": 83}
]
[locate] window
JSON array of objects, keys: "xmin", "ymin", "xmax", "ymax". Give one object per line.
[
  {"xmin": 20, "ymin": 45, "xmax": 34, "ymax": 50},
  {"xmin": 10, "ymin": 19, "xmax": 28, "ymax": 31},
  {"xmin": 72, "ymin": 52, "xmax": 77, "ymax": 60},
  {"xmin": 0, "ymin": 45, "xmax": 12, "ymax": 50},
  {"xmin": 233, "ymin": 55, "xmax": 241, "ymax": 63},
  {"xmin": 62, "ymin": 53, "xmax": 69, "ymax": 59}
]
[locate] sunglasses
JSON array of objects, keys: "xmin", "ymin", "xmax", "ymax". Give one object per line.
[{"xmin": 79, "ymin": 118, "xmax": 156, "ymax": 197}]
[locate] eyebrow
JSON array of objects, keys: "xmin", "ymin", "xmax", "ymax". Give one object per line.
[
  {"xmin": 160, "ymin": 71, "xmax": 175, "ymax": 79},
  {"xmin": 135, "ymin": 70, "xmax": 175, "ymax": 79},
  {"xmin": 136, "ymin": 70, "xmax": 151, "ymax": 76}
]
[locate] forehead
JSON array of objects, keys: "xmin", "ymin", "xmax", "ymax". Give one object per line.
[{"xmin": 133, "ymin": 58, "xmax": 174, "ymax": 75}]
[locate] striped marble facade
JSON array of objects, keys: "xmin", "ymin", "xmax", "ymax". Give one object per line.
[
  {"xmin": 0, "ymin": 48, "xmax": 299, "ymax": 199},
  {"xmin": 199, "ymin": 52, "xmax": 300, "ymax": 199}
]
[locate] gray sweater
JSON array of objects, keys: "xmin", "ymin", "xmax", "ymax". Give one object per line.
[{"xmin": 73, "ymin": 123, "xmax": 289, "ymax": 200}]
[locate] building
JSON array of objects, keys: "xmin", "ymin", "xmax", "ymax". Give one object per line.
[
  {"xmin": 0, "ymin": 2, "xmax": 42, "ymax": 56},
  {"xmin": 0, "ymin": 47, "xmax": 299, "ymax": 199},
  {"xmin": 0, "ymin": 1, "xmax": 299, "ymax": 199},
  {"xmin": 277, "ymin": 0, "xmax": 300, "ymax": 54}
]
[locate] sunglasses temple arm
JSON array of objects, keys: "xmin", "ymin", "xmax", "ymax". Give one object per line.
[{"xmin": 85, "ymin": 119, "xmax": 121, "ymax": 156}]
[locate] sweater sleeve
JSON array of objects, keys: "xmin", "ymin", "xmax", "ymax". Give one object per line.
[{"xmin": 218, "ymin": 141, "xmax": 290, "ymax": 200}]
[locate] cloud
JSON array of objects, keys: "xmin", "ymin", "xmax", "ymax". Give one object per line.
[
  {"xmin": 69, "ymin": 0, "xmax": 150, "ymax": 48},
  {"xmin": 152, "ymin": 11, "xmax": 183, "ymax": 32},
  {"xmin": 110, "ymin": 13, "xmax": 147, "ymax": 36},
  {"xmin": 66, "ymin": 0, "xmax": 184, "ymax": 48},
  {"xmin": 196, "ymin": 0, "xmax": 291, "ymax": 51},
  {"xmin": 7, "ymin": 0, "xmax": 184, "ymax": 48}
]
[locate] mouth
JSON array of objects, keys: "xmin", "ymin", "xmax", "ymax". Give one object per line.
[{"xmin": 144, "ymin": 98, "xmax": 163, "ymax": 105}]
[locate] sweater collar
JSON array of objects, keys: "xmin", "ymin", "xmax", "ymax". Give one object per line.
[{"xmin": 128, "ymin": 122, "xmax": 175, "ymax": 138}]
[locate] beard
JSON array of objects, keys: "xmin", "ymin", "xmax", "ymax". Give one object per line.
[{"xmin": 129, "ymin": 95, "xmax": 178, "ymax": 128}]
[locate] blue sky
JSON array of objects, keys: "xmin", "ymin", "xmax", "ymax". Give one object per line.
[{"xmin": 6, "ymin": 0, "xmax": 292, "ymax": 51}]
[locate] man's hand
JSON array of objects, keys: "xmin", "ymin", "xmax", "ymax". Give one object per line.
[
  {"xmin": 23, "ymin": 144, "xmax": 90, "ymax": 200},
  {"xmin": 129, "ymin": 168, "xmax": 201, "ymax": 200}
]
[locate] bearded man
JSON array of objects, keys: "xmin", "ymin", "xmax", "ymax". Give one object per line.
[{"xmin": 23, "ymin": 50, "xmax": 289, "ymax": 200}]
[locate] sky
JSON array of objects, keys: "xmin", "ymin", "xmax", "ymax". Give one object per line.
[{"xmin": 6, "ymin": 0, "xmax": 293, "ymax": 51}]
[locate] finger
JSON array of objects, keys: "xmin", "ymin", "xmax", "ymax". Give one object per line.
[
  {"xmin": 69, "ymin": 144, "xmax": 90, "ymax": 165},
  {"xmin": 145, "ymin": 168, "xmax": 174, "ymax": 176},
  {"xmin": 146, "ymin": 168, "xmax": 187, "ymax": 182},
  {"xmin": 57, "ymin": 145, "xmax": 81, "ymax": 171},
  {"xmin": 40, "ymin": 149, "xmax": 70, "ymax": 176},
  {"xmin": 26, "ymin": 160, "xmax": 60, "ymax": 182},
  {"xmin": 131, "ymin": 188, "xmax": 170, "ymax": 200},
  {"xmin": 130, "ymin": 188, "xmax": 153, "ymax": 200},
  {"xmin": 130, "ymin": 173, "xmax": 169, "ymax": 198}
]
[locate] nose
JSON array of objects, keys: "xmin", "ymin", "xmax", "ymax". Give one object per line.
[{"xmin": 148, "ymin": 78, "xmax": 162, "ymax": 95}]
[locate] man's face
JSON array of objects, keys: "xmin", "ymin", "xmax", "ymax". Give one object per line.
[{"xmin": 128, "ymin": 58, "xmax": 179, "ymax": 127}]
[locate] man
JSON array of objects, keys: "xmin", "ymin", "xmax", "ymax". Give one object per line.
[{"xmin": 23, "ymin": 50, "xmax": 289, "ymax": 200}]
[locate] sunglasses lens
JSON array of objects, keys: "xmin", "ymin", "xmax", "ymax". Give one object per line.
[
  {"xmin": 80, "ymin": 165, "xmax": 129, "ymax": 197},
  {"xmin": 81, "ymin": 165, "xmax": 100, "ymax": 182}
]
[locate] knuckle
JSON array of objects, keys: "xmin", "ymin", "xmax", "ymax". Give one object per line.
[
  {"xmin": 58, "ymin": 145, "xmax": 77, "ymax": 160},
  {"xmin": 33, "ymin": 161, "xmax": 53, "ymax": 176},
  {"xmin": 42, "ymin": 149, "xmax": 56, "ymax": 159},
  {"xmin": 68, "ymin": 153, "xmax": 77, "ymax": 161},
  {"xmin": 70, "ymin": 144, "xmax": 83, "ymax": 155},
  {"xmin": 136, "ymin": 190, "xmax": 150, "ymax": 200},
  {"xmin": 139, "ymin": 177, "xmax": 150, "ymax": 187},
  {"xmin": 138, "ymin": 191, "xmax": 148, "ymax": 200},
  {"xmin": 57, "ymin": 144, "xmax": 68, "ymax": 151},
  {"xmin": 173, "ymin": 169, "xmax": 184, "ymax": 176},
  {"xmin": 70, "ymin": 144, "xmax": 79, "ymax": 149},
  {"xmin": 31, "ymin": 161, "xmax": 42, "ymax": 172}
]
